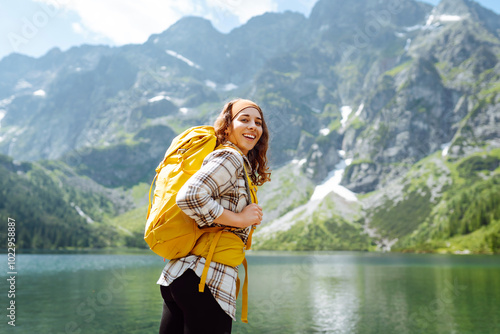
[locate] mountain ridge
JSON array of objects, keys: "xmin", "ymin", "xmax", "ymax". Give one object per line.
[{"xmin": 1, "ymin": 0, "xmax": 499, "ymax": 253}]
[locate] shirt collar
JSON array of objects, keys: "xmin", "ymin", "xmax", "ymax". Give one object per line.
[{"xmin": 223, "ymin": 141, "xmax": 252, "ymax": 170}]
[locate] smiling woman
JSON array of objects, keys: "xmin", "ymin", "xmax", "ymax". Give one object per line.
[
  {"xmin": 226, "ymin": 100, "xmax": 263, "ymax": 149},
  {"xmin": 156, "ymin": 98, "xmax": 271, "ymax": 334}
]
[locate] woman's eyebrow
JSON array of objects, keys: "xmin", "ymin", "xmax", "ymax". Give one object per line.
[{"xmin": 239, "ymin": 113, "xmax": 262, "ymax": 120}]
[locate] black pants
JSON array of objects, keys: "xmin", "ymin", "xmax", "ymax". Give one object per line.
[{"xmin": 159, "ymin": 269, "xmax": 233, "ymax": 334}]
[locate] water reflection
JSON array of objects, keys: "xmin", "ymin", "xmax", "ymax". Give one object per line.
[
  {"xmin": 4, "ymin": 251, "xmax": 499, "ymax": 333},
  {"xmin": 311, "ymin": 262, "xmax": 359, "ymax": 333},
  {"xmin": 243, "ymin": 252, "xmax": 500, "ymax": 334}
]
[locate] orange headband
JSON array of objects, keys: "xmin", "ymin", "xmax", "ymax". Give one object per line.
[{"xmin": 230, "ymin": 99, "xmax": 261, "ymax": 120}]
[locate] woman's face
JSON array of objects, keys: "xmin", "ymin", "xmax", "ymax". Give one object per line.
[{"xmin": 226, "ymin": 107, "xmax": 263, "ymax": 155}]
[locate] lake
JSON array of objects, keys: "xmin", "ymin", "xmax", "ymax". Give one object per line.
[{"xmin": 2, "ymin": 250, "xmax": 499, "ymax": 333}]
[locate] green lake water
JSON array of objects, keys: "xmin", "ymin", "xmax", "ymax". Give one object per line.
[{"xmin": 1, "ymin": 250, "xmax": 499, "ymax": 333}]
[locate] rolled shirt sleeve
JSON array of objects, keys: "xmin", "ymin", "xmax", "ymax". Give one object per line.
[{"xmin": 176, "ymin": 149, "xmax": 244, "ymax": 227}]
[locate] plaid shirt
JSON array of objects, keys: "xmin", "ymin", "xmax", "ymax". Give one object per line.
[{"xmin": 157, "ymin": 142, "xmax": 253, "ymax": 320}]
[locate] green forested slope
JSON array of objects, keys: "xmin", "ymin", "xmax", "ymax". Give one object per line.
[
  {"xmin": 0, "ymin": 154, "xmax": 131, "ymax": 249},
  {"xmin": 393, "ymin": 152, "xmax": 500, "ymax": 254}
]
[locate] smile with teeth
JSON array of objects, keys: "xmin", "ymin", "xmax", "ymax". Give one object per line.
[{"xmin": 243, "ymin": 134, "xmax": 256, "ymax": 140}]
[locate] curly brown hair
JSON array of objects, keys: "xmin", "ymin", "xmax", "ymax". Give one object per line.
[{"xmin": 214, "ymin": 99, "xmax": 271, "ymax": 186}]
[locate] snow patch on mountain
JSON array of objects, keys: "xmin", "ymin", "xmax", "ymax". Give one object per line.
[
  {"xmin": 310, "ymin": 158, "xmax": 357, "ymax": 202},
  {"xmin": 341, "ymin": 106, "xmax": 352, "ymax": 128},
  {"xmin": 166, "ymin": 50, "xmax": 201, "ymax": 69},
  {"xmin": 148, "ymin": 95, "xmax": 171, "ymax": 103}
]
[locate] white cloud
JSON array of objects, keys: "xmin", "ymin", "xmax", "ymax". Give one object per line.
[
  {"xmin": 34, "ymin": 0, "xmax": 279, "ymax": 46},
  {"xmin": 71, "ymin": 22, "xmax": 84, "ymax": 34},
  {"xmin": 206, "ymin": 0, "xmax": 278, "ymax": 24},
  {"xmin": 34, "ymin": 0, "xmax": 200, "ymax": 45}
]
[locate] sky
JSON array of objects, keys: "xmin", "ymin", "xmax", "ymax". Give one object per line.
[{"xmin": 1, "ymin": 0, "xmax": 499, "ymax": 61}]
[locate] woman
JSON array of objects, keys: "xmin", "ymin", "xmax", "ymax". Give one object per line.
[{"xmin": 157, "ymin": 98, "xmax": 271, "ymax": 334}]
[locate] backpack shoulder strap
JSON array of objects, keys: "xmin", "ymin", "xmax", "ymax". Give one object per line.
[{"xmin": 215, "ymin": 145, "xmax": 257, "ymax": 204}]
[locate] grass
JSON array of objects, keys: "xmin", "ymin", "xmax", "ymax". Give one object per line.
[
  {"xmin": 398, "ymin": 219, "xmax": 500, "ymax": 254},
  {"xmin": 456, "ymin": 155, "xmax": 500, "ymax": 179},
  {"xmin": 480, "ymin": 81, "xmax": 500, "ymax": 97},
  {"xmin": 349, "ymin": 116, "xmax": 365, "ymax": 130},
  {"xmin": 369, "ymin": 189, "xmax": 432, "ymax": 239},
  {"xmin": 259, "ymin": 162, "xmax": 314, "ymax": 214},
  {"xmin": 435, "ymin": 220, "xmax": 500, "ymax": 254},
  {"xmin": 129, "ymin": 182, "xmax": 151, "ymax": 205},
  {"xmin": 109, "ymin": 204, "xmax": 149, "ymax": 235},
  {"xmin": 385, "ymin": 60, "xmax": 412, "ymax": 77},
  {"xmin": 255, "ymin": 197, "xmax": 371, "ymax": 251},
  {"xmin": 446, "ymin": 148, "xmax": 500, "ymax": 182}
]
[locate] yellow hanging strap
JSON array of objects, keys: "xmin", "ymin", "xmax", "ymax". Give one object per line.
[
  {"xmin": 198, "ymin": 229, "xmax": 224, "ymax": 293},
  {"xmin": 246, "ymin": 226, "xmax": 255, "ymax": 250},
  {"xmin": 240, "ymin": 257, "xmax": 249, "ymax": 323},
  {"xmin": 236, "ymin": 276, "xmax": 241, "ymax": 299}
]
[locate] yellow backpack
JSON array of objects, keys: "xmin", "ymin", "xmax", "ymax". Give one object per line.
[{"xmin": 144, "ymin": 125, "xmax": 256, "ymax": 323}]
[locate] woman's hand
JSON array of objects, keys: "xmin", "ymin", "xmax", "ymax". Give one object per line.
[
  {"xmin": 239, "ymin": 203, "xmax": 263, "ymax": 228},
  {"xmin": 213, "ymin": 204, "xmax": 263, "ymax": 229}
]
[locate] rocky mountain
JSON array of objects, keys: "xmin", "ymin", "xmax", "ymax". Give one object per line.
[{"xmin": 1, "ymin": 0, "xmax": 498, "ymax": 253}]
